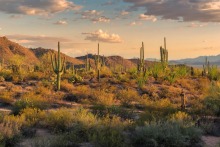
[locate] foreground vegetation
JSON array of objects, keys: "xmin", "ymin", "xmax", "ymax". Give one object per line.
[{"xmin": 0, "ymin": 61, "xmax": 219, "ymax": 147}]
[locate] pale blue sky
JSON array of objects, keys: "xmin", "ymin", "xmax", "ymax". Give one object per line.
[{"xmin": 0, "ymin": 0, "xmax": 220, "ymax": 60}]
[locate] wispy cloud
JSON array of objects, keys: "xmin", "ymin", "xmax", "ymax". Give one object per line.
[
  {"xmin": 123, "ymin": 0, "xmax": 220, "ymax": 22},
  {"xmin": 0, "ymin": 0, "xmax": 82, "ymax": 16},
  {"xmin": 120, "ymin": 10, "xmax": 129, "ymax": 16},
  {"xmin": 82, "ymin": 29, "xmax": 123, "ymax": 43},
  {"xmin": 54, "ymin": 20, "xmax": 68, "ymax": 25},
  {"xmin": 129, "ymin": 21, "xmax": 142, "ymax": 26},
  {"xmin": 186, "ymin": 22, "xmax": 207, "ymax": 28},
  {"xmin": 79, "ymin": 10, "xmax": 111, "ymax": 23},
  {"xmin": 139, "ymin": 14, "xmax": 157, "ymax": 22}
]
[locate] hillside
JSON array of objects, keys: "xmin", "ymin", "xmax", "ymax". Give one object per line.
[
  {"xmin": 31, "ymin": 47, "xmax": 84, "ymax": 65},
  {"xmin": 170, "ymin": 55, "xmax": 220, "ymax": 66},
  {"xmin": 0, "ymin": 36, "xmax": 39, "ymax": 65}
]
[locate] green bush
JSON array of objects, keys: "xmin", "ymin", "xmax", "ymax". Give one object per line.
[
  {"xmin": 13, "ymin": 92, "xmax": 50, "ymax": 114},
  {"xmin": 0, "ymin": 91, "xmax": 14, "ymax": 105},
  {"xmin": 131, "ymin": 121, "xmax": 202, "ymax": 147},
  {"xmin": 203, "ymin": 83, "xmax": 220, "ymax": 116},
  {"xmin": 117, "ymin": 89, "xmax": 139, "ymax": 107}
]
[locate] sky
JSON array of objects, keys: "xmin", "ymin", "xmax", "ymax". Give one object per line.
[{"xmin": 0, "ymin": 0, "xmax": 220, "ymax": 60}]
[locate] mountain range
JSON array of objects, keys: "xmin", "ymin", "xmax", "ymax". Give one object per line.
[{"xmin": 1, "ymin": 36, "xmax": 219, "ymax": 68}]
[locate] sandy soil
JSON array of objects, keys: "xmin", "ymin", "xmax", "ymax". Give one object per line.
[{"xmin": 202, "ymin": 136, "xmax": 220, "ymax": 147}]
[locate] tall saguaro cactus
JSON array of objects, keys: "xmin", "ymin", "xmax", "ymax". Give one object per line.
[
  {"xmin": 202, "ymin": 57, "xmax": 210, "ymax": 76},
  {"xmin": 138, "ymin": 42, "xmax": 145, "ymax": 72},
  {"xmin": 51, "ymin": 42, "xmax": 65, "ymax": 91},
  {"xmin": 160, "ymin": 37, "xmax": 168, "ymax": 64}
]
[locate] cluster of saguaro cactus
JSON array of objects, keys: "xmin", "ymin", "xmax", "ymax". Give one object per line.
[
  {"xmin": 137, "ymin": 42, "xmax": 145, "ymax": 72},
  {"xmin": 202, "ymin": 57, "xmax": 210, "ymax": 76},
  {"xmin": 51, "ymin": 42, "xmax": 65, "ymax": 91},
  {"xmin": 160, "ymin": 38, "xmax": 168, "ymax": 64}
]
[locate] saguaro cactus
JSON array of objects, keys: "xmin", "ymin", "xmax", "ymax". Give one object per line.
[
  {"xmin": 202, "ymin": 57, "xmax": 210, "ymax": 76},
  {"xmin": 138, "ymin": 42, "xmax": 145, "ymax": 72},
  {"xmin": 160, "ymin": 37, "xmax": 168, "ymax": 64},
  {"xmin": 51, "ymin": 42, "xmax": 65, "ymax": 91},
  {"xmin": 180, "ymin": 90, "xmax": 186, "ymax": 110},
  {"xmin": 85, "ymin": 54, "xmax": 90, "ymax": 71}
]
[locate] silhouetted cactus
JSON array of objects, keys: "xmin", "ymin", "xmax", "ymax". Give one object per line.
[
  {"xmin": 180, "ymin": 90, "xmax": 186, "ymax": 110},
  {"xmin": 202, "ymin": 57, "xmax": 210, "ymax": 76},
  {"xmin": 85, "ymin": 54, "xmax": 90, "ymax": 71},
  {"xmin": 138, "ymin": 42, "xmax": 145, "ymax": 72},
  {"xmin": 51, "ymin": 42, "xmax": 65, "ymax": 91},
  {"xmin": 160, "ymin": 37, "xmax": 168, "ymax": 64}
]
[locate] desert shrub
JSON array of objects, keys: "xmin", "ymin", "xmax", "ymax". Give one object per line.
[
  {"xmin": 0, "ymin": 115, "xmax": 25, "ymax": 146},
  {"xmin": 0, "ymin": 70, "xmax": 12, "ymax": 81},
  {"xmin": 20, "ymin": 108, "xmax": 46, "ymax": 127},
  {"xmin": 136, "ymin": 73, "xmax": 148, "ymax": 88},
  {"xmin": 115, "ymin": 74, "xmax": 129, "ymax": 83},
  {"xmin": 175, "ymin": 66, "xmax": 189, "ymax": 78},
  {"xmin": 169, "ymin": 111, "xmax": 192, "ymax": 124},
  {"xmin": 128, "ymin": 68, "xmax": 138, "ymax": 79},
  {"xmin": 13, "ymin": 92, "xmax": 50, "ymax": 114},
  {"xmin": 60, "ymin": 79, "xmax": 75, "ymax": 92},
  {"xmin": 35, "ymin": 85, "xmax": 52, "ymax": 96},
  {"xmin": 45, "ymin": 108, "xmax": 74, "ymax": 132},
  {"xmin": 203, "ymin": 82, "xmax": 220, "ymax": 116},
  {"xmin": 100, "ymin": 66, "xmax": 112, "ymax": 78},
  {"xmin": 139, "ymin": 99, "xmax": 177, "ymax": 123},
  {"xmin": 208, "ymin": 66, "xmax": 219, "ymax": 81},
  {"xmin": 149, "ymin": 63, "xmax": 164, "ymax": 80},
  {"xmin": 73, "ymin": 85, "xmax": 91, "ymax": 102},
  {"xmin": 117, "ymin": 89, "xmax": 139, "ymax": 107},
  {"xmin": 0, "ymin": 76, "xmax": 5, "ymax": 82},
  {"xmin": 26, "ymin": 72, "xmax": 45, "ymax": 80},
  {"xmin": 131, "ymin": 121, "xmax": 202, "ymax": 147},
  {"xmin": 89, "ymin": 116, "xmax": 132, "ymax": 147},
  {"xmin": 69, "ymin": 74, "xmax": 83, "ymax": 83},
  {"xmin": 165, "ymin": 72, "xmax": 177, "ymax": 84},
  {"xmin": 0, "ymin": 91, "xmax": 14, "ymax": 105},
  {"xmin": 90, "ymin": 90, "xmax": 115, "ymax": 106}
]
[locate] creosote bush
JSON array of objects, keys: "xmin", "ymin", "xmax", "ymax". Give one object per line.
[
  {"xmin": 117, "ymin": 89, "xmax": 139, "ymax": 107},
  {"xmin": 13, "ymin": 92, "xmax": 50, "ymax": 114},
  {"xmin": 131, "ymin": 121, "xmax": 202, "ymax": 147}
]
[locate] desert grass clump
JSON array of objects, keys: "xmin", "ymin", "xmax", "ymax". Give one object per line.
[
  {"xmin": 149, "ymin": 63, "xmax": 164, "ymax": 80},
  {"xmin": 0, "ymin": 91, "xmax": 14, "ymax": 105},
  {"xmin": 45, "ymin": 108, "xmax": 75, "ymax": 132},
  {"xmin": 0, "ymin": 115, "xmax": 25, "ymax": 146},
  {"xmin": 89, "ymin": 115, "xmax": 132, "ymax": 147},
  {"xmin": 208, "ymin": 65, "xmax": 219, "ymax": 81},
  {"xmin": 100, "ymin": 66, "xmax": 112, "ymax": 78},
  {"xmin": 13, "ymin": 92, "xmax": 50, "ymax": 114},
  {"xmin": 139, "ymin": 99, "xmax": 177, "ymax": 122},
  {"xmin": 91, "ymin": 90, "xmax": 115, "ymax": 106},
  {"xmin": 117, "ymin": 89, "xmax": 139, "ymax": 107},
  {"xmin": 26, "ymin": 71, "xmax": 45, "ymax": 80},
  {"xmin": 60, "ymin": 79, "xmax": 75, "ymax": 92},
  {"xmin": 203, "ymin": 82, "xmax": 220, "ymax": 116},
  {"xmin": 20, "ymin": 108, "xmax": 46, "ymax": 127}
]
